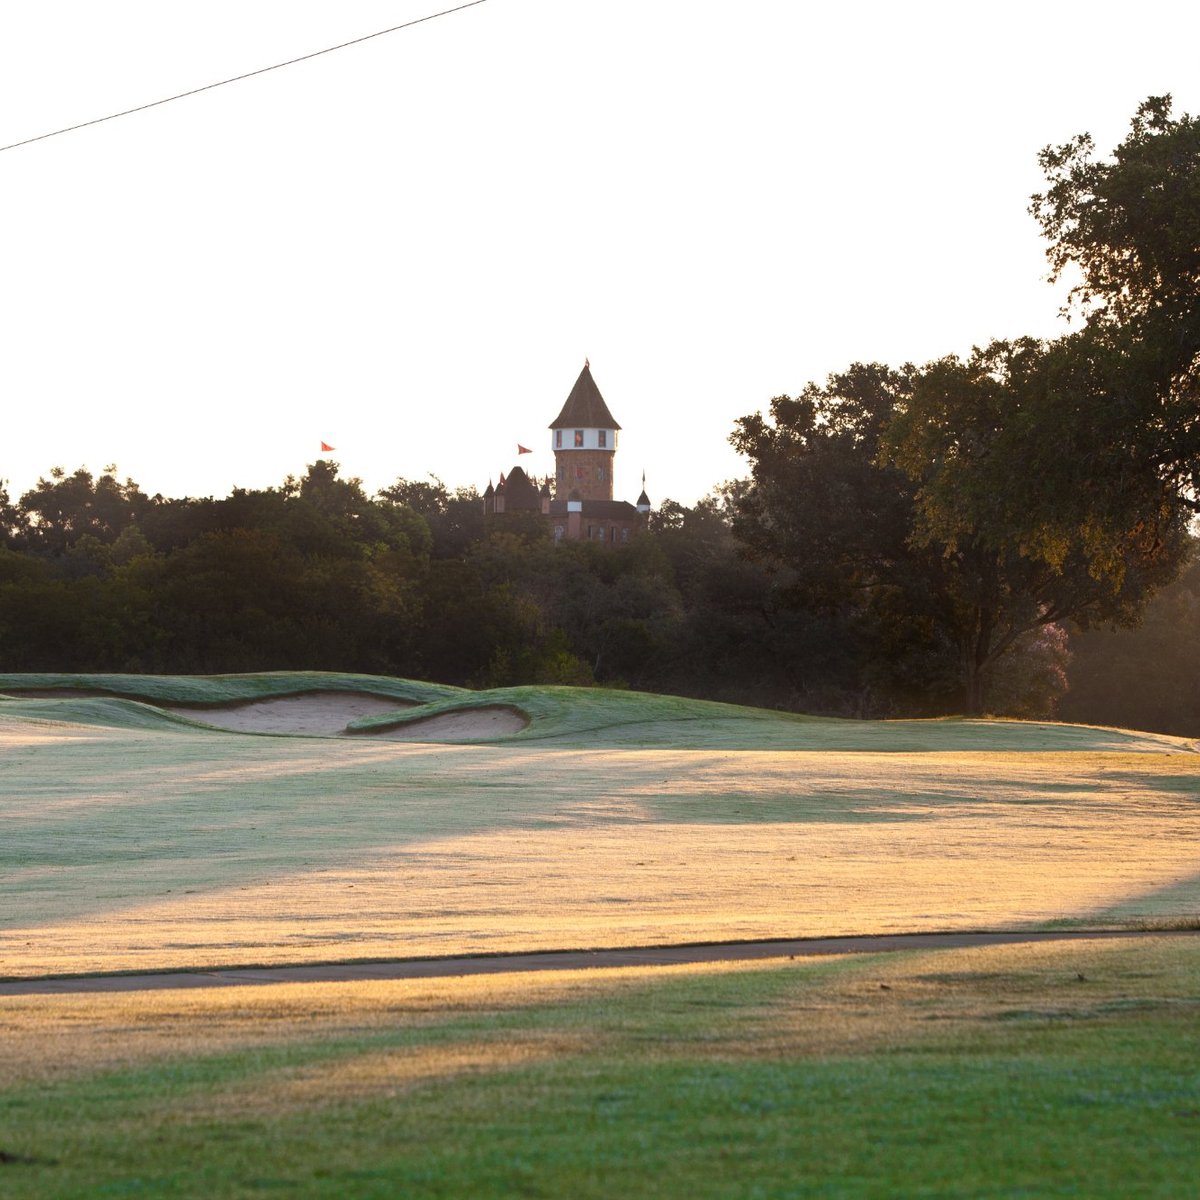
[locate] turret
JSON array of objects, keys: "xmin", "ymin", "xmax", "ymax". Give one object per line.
[{"xmin": 549, "ymin": 360, "xmax": 620, "ymax": 502}]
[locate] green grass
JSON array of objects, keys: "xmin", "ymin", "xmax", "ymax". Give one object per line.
[
  {"xmin": 0, "ymin": 670, "xmax": 464, "ymax": 706},
  {"xmin": 2, "ymin": 938, "xmax": 1198, "ymax": 1198},
  {"xmin": 2, "ymin": 673, "xmax": 1197, "ymax": 977},
  {"xmin": 1, "ymin": 673, "xmax": 1198, "ymax": 1194},
  {"xmin": 1, "ymin": 671, "xmax": 1193, "ymax": 750}
]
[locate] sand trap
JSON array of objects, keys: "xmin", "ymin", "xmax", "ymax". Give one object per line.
[
  {"xmin": 365, "ymin": 706, "xmax": 529, "ymax": 741},
  {"xmin": 1, "ymin": 688, "xmax": 522, "ymax": 740},
  {"xmin": 161, "ymin": 693, "xmax": 417, "ymax": 735}
]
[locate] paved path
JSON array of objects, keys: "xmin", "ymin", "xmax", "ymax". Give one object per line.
[{"xmin": 3, "ymin": 929, "xmax": 1195, "ymax": 996}]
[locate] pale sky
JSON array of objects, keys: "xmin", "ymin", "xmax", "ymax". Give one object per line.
[{"xmin": 1, "ymin": 1, "xmax": 1197, "ymax": 509}]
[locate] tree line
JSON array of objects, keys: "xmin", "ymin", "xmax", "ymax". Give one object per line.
[{"xmin": 1, "ymin": 98, "xmax": 1197, "ymax": 730}]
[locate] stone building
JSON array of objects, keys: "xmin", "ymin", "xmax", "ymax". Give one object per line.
[{"xmin": 484, "ymin": 362, "xmax": 651, "ymax": 544}]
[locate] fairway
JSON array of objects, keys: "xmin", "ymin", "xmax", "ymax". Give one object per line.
[
  {"xmin": 2, "ymin": 673, "xmax": 1199, "ymax": 1197},
  {"xmin": 1, "ymin": 673, "xmax": 1197, "ymax": 979}
]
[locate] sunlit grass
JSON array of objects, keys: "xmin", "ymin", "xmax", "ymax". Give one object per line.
[
  {"xmin": 1, "ymin": 937, "xmax": 1197, "ymax": 1197},
  {"xmin": 1, "ymin": 674, "xmax": 1197, "ymax": 1196},
  {"xmin": 2, "ymin": 713, "xmax": 1197, "ymax": 976},
  {"xmin": 4, "ymin": 937, "xmax": 1195, "ymax": 1086}
]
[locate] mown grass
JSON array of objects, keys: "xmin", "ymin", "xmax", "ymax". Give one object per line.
[
  {"xmin": 2, "ymin": 670, "xmax": 1193, "ymax": 751},
  {"xmin": 1, "ymin": 936, "xmax": 1197, "ymax": 1197},
  {"xmin": 2, "ymin": 678, "xmax": 1197, "ymax": 976},
  {"xmin": 350, "ymin": 682, "xmax": 1197, "ymax": 752},
  {"xmin": 0, "ymin": 670, "xmax": 463, "ymax": 707},
  {"xmin": 1, "ymin": 675, "xmax": 1197, "ymax": 1194}
]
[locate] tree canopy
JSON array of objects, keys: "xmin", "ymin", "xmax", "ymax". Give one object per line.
[
  {"xmin": 730, "ymin": 97, "xmax": 1199, "ymax": 714},
  {"xmin": 1031, "ymin": 95, "xmax": 1200, "ymax": 509}
]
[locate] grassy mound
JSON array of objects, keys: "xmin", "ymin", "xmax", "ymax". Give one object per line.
[
  {"xmin": 0, "ymin": 672, "xmax": 1192, "ymax": 752},
  {"xmin": 351, "ymin": 684, "xmax": 1196, "ymax": 752},
  {"xmin": 0, "ymin": 670, "xmax": 460, "ymax": 706}
]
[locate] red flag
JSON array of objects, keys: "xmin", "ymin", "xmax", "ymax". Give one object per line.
[
  {"xmin": 320, "ymin": 441, "xmax": 335, "ymax": 452},
  {"xmin": 517, "ymin": 444, "xmax": 532, "ymax": 454}
]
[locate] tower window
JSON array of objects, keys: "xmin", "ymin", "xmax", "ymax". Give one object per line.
[
  {"xmin": 598, "ymin": 430, "xmax": 607, "ymax": 448},
  {"xmin": 574, "ymin": 429, "xmax": 584, "ymax": 447},
  {"xmin": 555, "ymin": 430, "xmax": 562, "ymax": 448}
]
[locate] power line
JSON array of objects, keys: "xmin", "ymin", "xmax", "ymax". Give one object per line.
[{"xmin": 0, "ymin": 0, "xmax": 492, "ymax": 155}]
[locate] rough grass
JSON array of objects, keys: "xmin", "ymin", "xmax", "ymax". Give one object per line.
[{"xmin": 1, "ymin": 936, "xmax": 1197, "ymax": 1197}]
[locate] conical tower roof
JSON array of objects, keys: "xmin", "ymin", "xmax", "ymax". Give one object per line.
[{"xmin": 549, "ymin": 362, "xmax": 621, "ymax": 430}]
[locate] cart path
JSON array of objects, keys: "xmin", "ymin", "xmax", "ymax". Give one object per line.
[{"xmin": 3, "ymin": 928, "xmax": 1196, "ymax": 995}]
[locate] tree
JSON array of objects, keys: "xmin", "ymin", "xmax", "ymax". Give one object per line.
[
  {"xmin": 379, "ymin": 476, "xmax": 484, "ymax": 558},
  {"xmin": 0, "ymin": 481, "xmax": 17, "ymax": 547},
  {"xmin": 731, "ymin": 366, "xmax": 964, "ymax": 714},
  {"xmin": 881, "ymin": 340, "xmax": 1190, "ymax": 712},
  {"xmin": 1030, "ymin": 95, "xmax": 1200, "ymax": 509},
  {"xmin": 289, "ymin": 460, "xmax": 432, "ymax": 559},
  {"xmin": 733, "ymin": 352, "xmax": 1190, "ymax": 715},
  {"xmin": 17, "ymin": 466, "xmax": 149, "ymax": 557}
]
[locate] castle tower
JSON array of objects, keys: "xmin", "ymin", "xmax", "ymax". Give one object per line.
[{"xmin": 549, "ymin": 360, "xmax": 620, "ymax": 502}]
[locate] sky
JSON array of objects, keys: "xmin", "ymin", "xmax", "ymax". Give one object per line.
[{"xmin": 1, "ymin": 1, "xmax": 1198, "ymax": 509}]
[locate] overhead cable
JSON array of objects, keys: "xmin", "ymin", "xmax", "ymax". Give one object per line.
[{"xmin": 0, "ymin": 0, "xmax": 492, "ymax": 154}]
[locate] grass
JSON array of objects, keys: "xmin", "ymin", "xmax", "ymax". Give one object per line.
[
  {"xmin": 1, "ymin": 672, "xmax": 1197, "ymax": 1194},
  {"xmin": 0, "ymin": 670, "xmax": 463, "ymax": 707},
  {"xmin": 2, "ymin": 670, "xmax": 1193, "ymax": 750},
  {"xmin": 2, "ymin": 734, "xmax": 1198, "ymax": 976},
  {"xmin": 1, "ymin": 674, "xmax": 1197, "ymax": 977},
  {"xmin": 1, "ymin": 936, "xmax": 1197, "ymax": 1197}
]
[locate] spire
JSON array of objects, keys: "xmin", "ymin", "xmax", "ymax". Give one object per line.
[
  {"xmin": 637, "ymin": 469, "xmax": 651, "ymax": 512},
  {"xmin": 549, "ymin": 361, "xmax": 621, "ymax": 430}
]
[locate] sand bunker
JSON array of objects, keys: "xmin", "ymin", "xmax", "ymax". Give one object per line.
[
  {"xmin": 161, "ymin": 693, "xmax": 416, "ymax": 735},
  {"xmin": 365, "ymin": 706, "xmax": 529, "ymax": 741},
  {"xmin": 2, "ymin": 687, "xmax": 526, "ymax": 741}
]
